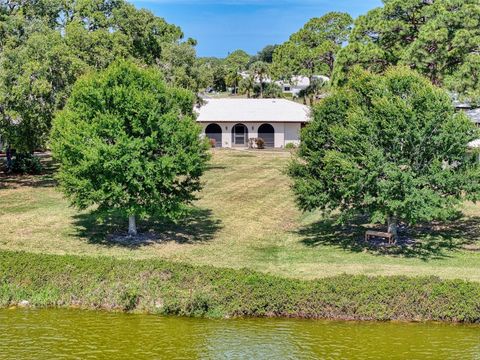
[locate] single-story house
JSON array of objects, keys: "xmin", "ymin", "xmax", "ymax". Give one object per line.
[{"xmin": 196, "ymin": 98, "xmax": 310, "ymax": 148}]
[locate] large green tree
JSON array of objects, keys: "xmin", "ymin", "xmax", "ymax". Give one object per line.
[
  {"xmin": 289, "ymin": 67, "xmax": 480, "ymax": 238},
  {"xmin": 272, "ymin": 12, "xmax": 353, "ymax": 81},
  {"xmin": 334, "ymin": 0, "xmax": 480, "ymax": 103},
  {"xmin": 0, "ymin": 0, "xmax": 196, "ymax": 156},
  {"xmin": 50, "ymin": 61, "xmax": 209, "ymax": 236},
  {"xmin": 224, "ymin": 50, "xmax": 250, "ymax": 94}
]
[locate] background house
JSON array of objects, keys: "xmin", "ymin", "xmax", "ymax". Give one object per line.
[
  {"xmin": 275, "ymin": 75, "xmax": 330, "ymax": 96},
  {"xmin": 196, "ymin": 99, "xmax": 310, "ymax": 148}
]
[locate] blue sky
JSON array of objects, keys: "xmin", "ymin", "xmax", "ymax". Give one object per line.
[{"xmin": 131, "ymin": 0, "xmax": 383, "ymax": 58}]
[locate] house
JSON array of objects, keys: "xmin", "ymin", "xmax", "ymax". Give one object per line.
[
  {"xmin": 238, "ymin": 72, "xmax": 329, "ymax": 96},
  {"xmin": 454, "ymin": 99, "xmax": 480, "ymax": 149},
  {"xmin": 276, "ymin": 75, "xmax": 330, "ymax": 96},
  {"xmin": 196, "ymin": 98, "xmax": 310, "ymax": 148}
]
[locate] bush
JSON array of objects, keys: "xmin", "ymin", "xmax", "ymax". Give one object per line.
[
  {"xmin": 285, "ymin": 143, "xmax": 297, "ymax": 150},
  {"xmin": 256, "ymin": 138, "xmax": 265, "ymax": 149},
  {"xmin": 9, "ymin": 153, "xmax": 43, "ymax": 174},
  {"xmin": 1, "ymin": 251, "xmax": 479, "ymax": 322}
]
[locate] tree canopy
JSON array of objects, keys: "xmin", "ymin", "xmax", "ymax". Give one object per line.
[
  {"xmin": 272, "ymin": 12, "xmax": 352, "ymax": 80},
  {"xmin": 50, "ymin": 61, "xmax": 210, "ymax": 235},
  {"xmin": 289, "ymin": 66, "xmax": 480, "ymax": 237},
  {"xmin": 333, "ymin": 0, "xmax": 480, "ymax": 103},
  {"xmin": 0, "ymin": 0, "xmax": 198, "ymax": 154}
]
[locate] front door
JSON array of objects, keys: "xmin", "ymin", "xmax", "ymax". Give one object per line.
[{"xmin": 232, "ymin": 124, "xmax": 248, "ymax": 147}]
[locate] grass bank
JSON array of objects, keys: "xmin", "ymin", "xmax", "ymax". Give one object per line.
[
  {"xmin": 1, "ymin": 150, "xmax": 479, "ymax": 282},
  {"xmin": 1, "ymin": 251, "xmax": 479, "ymax": 323}
]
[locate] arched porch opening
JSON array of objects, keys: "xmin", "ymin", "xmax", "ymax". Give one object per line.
[
  {"xmin": 205, "ymin": 123, "xmax": 222, "ymax": 147},
  {"xmin": 258, "ymin": 123, "xmax": 275, "ymax": 148}
]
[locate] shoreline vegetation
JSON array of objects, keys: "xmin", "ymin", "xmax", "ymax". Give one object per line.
[
  {"xmin": 1, "ymin": 150, "xmax": 479, "ymax": 282},
  {"xmin": 1, "ymin": 251, "xmax": 479, "ymax": 323}
]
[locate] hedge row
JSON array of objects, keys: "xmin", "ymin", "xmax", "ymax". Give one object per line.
[{"xmin": 1, "ymin": 251, "xmax": 479, "ymax": 322}]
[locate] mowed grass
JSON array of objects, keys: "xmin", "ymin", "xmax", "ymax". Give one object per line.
[{"xmin": 0, "ymin": 150, "xmax": 479, "ymax": 281}]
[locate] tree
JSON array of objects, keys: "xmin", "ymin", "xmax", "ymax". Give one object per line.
[
  {"xmin": 334, "ymin": 0, "xmax": 480, "ymax": 103},
  {"xmin": 0, "ymin": 27, "xmax": 85, "ymax": 153},
  {"xmin": 262, "ymin": 83, "xmax": 283, "ymax": 99},
  {"xmin": 250, "ymin": 61, "xmax": 270, "ymax": 98},
  {"xmin": 50, "ymin": 61, "xmax": 210, "ymax": 236},
  {"xmin": 289, "ymin": 67, "xmax": 480, "ymax": 239},
  {"xmin": 272, "ymin": 12, "xmax": 352, "ymax": 81},
  {"xmin": 239, "ymin": 75, "xmax": 255, "ymax": 98},
  {"xmin": 225, "ymin": 49, "xmax": 250, "ymax": 72},
  {"xmin": 298, "ymin": 76, "xmax": 329, "ymax": 105},
  {"xmin": 0, "ymin": 0, "xmax": 195, "ymax": 159},
  {"xmin": 249, "ymin": 44, "xmax": 278, "ymax": 65},
  {"xmin": 224, "ymin": 50, "xmax": 250, "ymax": 95}
]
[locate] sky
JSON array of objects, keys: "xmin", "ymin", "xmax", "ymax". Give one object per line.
[{"xmin": 131, "ymin": 0, "xmax": 383, "ymax": 58}]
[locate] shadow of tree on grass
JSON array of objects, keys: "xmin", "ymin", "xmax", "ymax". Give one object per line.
[
  {"xmin": 72, "ymin": 207, "xmax": 222, "ymax": 249},
  {"xmin": 0, "ymin": 154, "xmax": 58, "ymax": 189},
  {"xmin": 295, "ymin": 214, "xmax": 480, "ymax": 261}
]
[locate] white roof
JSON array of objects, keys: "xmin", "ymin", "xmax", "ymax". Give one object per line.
[{"xmin": 196, "ymin": 98, "xmax": 310, "ymax": 123}]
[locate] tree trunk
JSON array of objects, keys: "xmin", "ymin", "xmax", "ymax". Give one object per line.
[
  {"xmin": 128, "ymin": 215, "xmax": 137, "ymax": 237},
  {"xmin": 387, "ymin": 216, "xmax": 398, "ymax": 240}
]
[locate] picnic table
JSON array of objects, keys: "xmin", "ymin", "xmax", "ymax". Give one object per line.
[{"xmin": 365, "ymin": 230, "xmax": 396, "ymax": 244}]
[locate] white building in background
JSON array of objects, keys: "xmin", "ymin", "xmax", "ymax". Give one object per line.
[
  {"xmin": 276, "ymin": 75, "xmax": 330, "ymax": 96},
  {"xmin": 238, "ymin": 72, "xmax": 330, "ymax": 96},
  {"xmin": 196, "ymin": 98, "xmax": 310, "ymax": 148},
  {"xmin": 454, "ymin": 100, "xmax": 480, "ymax": 150}
]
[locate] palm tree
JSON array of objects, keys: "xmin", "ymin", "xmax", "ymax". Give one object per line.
[
  {"xmin": 250, "ymin": 61, "xmax": 270, "ymax": 98},
  {"xmin": 226, "ymin": 69, "xmax": 242, "ymax": 94},
  {"xmin": 239, "ymin": 76, "xmax": 255, "ymax": 98}
]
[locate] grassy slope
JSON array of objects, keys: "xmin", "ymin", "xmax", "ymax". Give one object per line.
[
  {"xmin": 0, "ymin": 150, "xmax": 479, "ymax": 281},
  {"xmin": 2, "ymin": 251, "xmax": 479, "ymax": 322}
]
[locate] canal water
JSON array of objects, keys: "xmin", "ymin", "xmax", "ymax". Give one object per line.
[{"xmin": 0, "ymin": 309, "xmax": 478, "ymax": 359}]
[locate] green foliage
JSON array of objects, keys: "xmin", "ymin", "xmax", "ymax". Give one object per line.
[
  {"xmin": 224, "ymin": 49, "xmax": 251, "ymax": 72},
  {"xmin": 224, "ymin": 50, "xmax": 251, "ymax": 93},
  {"xmin": 290, "ymin": 67, "xmax": 480, "ymax": 229},
  {"xmin": 9, "ymin": 153, "xmax": 43, "ymax": 175},
  {"xmin": 50, "ymin": 61, "xmax": 210, "ymax": 224},
  {"xmin": 272, "ymin": 12, "xmax": 352, "ymax": 80},
  {"xmin": 250, "ymin": 44, "xmax": 278, "ymax": 64},
  {"xmin": 334, "ymin": 0, "xmax": 480, "ymax": 103},
  {"xmin": 196, "ymin": 57, "xmax": 227, "ymax": 92},
  {"xmin": 250, "ymin": 61, "xmax": 270, "ymax": 98},
  {"xmin": 239, "ymin": 76, "xmax": 255, "ymax": 98},
  {"xmin": 262, "ymin": 83, "xmax": 283, "ymax": 99},
  {"xmin": 1, "ymin": 250, "xmax": 479, "ymax": 322},
  {"xmin": 285, "ymin": 143, "xmax": 297, "ymax": 150},
  {"xmin": 0, "ymin": 0, "xmax": 196, "ymax": 153}
]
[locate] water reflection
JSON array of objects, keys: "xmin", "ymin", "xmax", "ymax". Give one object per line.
[{"xmin": 0, "ymin": 309, "xmax": 479, "ymax": 359}]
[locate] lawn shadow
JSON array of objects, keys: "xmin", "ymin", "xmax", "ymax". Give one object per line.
[
  {"xmin": 0, "ymin": 153, "xmax": 58, "ymax": 189},
  {"xmin": 295, "ymin": 214, "xmax": 480, "ymax": 261},
  {"xmin": 72, "ymin": 207, "xmax": 222, "ymax": 249}
]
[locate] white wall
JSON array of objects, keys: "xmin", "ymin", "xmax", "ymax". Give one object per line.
[
  {"xmin": 200, "ymin": 122, "xmax": 302, "ymax": 148},
  {"xmin": 284, "ymin": 123, "xmax": 302, "ymax": 146}
]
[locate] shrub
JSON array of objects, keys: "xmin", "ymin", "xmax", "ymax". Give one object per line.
[
  {"xmin": 10, "ymin": 153, "xmax": 43, "ymax": 174},
  {"xmin": 256, "ymin": 138, "xmax": 265, "ymax": 149},
  {"xmin": 285, "ymin": 143, "xmax": 296, "ymax": 150},
  {"xmin": 1, "ymin": 251, "xmax": 479, "ymax": 322},
  {"xmin": 209, "ymin": 138, "xmax": 217, "ymax": 148}
]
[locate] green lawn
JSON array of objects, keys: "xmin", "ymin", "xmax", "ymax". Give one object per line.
[{"xmin": 1, "ymin": 150, "xmax": 479, "ymax": 281}]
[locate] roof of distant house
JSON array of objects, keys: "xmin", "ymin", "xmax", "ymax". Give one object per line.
[{"xmin": 196, "ymin": 98, "xmax": 311, "ymax": 123}]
